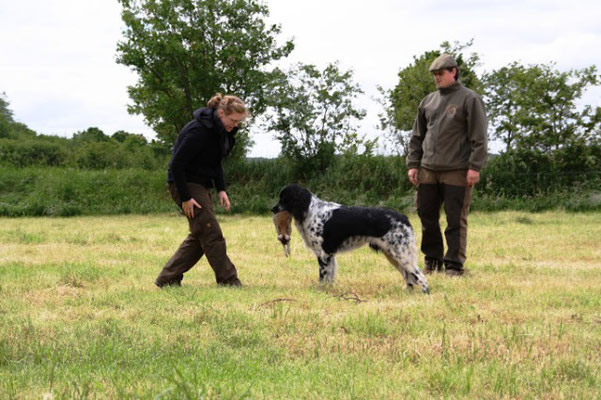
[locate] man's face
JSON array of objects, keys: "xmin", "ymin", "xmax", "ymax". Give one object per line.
[
  {"xmin": 218, "ymin": 110, "xmax": 247, "ymax": 132},
  {"xmin": 432, "ymin": 68, "xmax": 456, "ymax": 89}
]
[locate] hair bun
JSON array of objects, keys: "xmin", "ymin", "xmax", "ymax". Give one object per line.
[{"xmin": 207, "ymin": 93, "xmax": 223, "ymax": 109}]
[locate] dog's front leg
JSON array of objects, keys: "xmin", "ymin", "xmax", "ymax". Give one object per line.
[{"xmin": 318, "ymin": 254, "xmax": 337, "ymax": 283}]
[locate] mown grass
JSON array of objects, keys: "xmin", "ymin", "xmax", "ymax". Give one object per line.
[{"xmin": 1, "ymin": 211, "xmax": 600, "ymax": 399}]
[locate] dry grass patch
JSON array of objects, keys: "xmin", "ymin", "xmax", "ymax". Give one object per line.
[{"xmin": 1, "ymin": 211, "xmax": 600, "ymax": 399}]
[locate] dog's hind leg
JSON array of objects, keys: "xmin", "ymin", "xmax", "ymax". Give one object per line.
[
  {"xmin": 383, "ymin": 246, "xmax": 430, "ymax": 294},
  {"xmin": 317, "ymin": 254, "xmax": 338, "ymax": 283}
]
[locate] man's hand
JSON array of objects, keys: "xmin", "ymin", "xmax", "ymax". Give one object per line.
[
  {"xmin": 466, "ymin": 169, "xmax": 480, "ymax": 187},
  {"xmin": 182, "ymin": 198, "xmax": 202, "ymax": 218},
  {"xmin": 218, "ymin": 191, "xmax": 231, "ymax": 211},
  {"xmin": 408, "ymin": 168, "xmax": 419, "ymax": 186}
]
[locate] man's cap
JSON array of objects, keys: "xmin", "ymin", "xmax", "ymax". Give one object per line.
[{"xmin": 429, "ymin": 54, "xmax": 458, "ymax": 72}]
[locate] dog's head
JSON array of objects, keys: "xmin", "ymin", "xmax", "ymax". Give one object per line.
[
  {"xmin": 271, "ymin": 184, "xmax": 312, "ymax": 257},
  {"xmin": 271, "ymin": 184, "xmax": 312, "ymax": 223}
]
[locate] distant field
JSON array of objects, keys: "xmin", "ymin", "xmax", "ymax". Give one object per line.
[{"xmin": 1, "ymin": 211, "xmax": 600, "ymax": 399}]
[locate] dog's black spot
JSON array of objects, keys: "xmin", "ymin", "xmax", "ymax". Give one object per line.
[
  {"xmin": 318, "ymin": 255, "xmax": 332, "ymax": 281},
  {"xmin": 321, "ymin": 207, "xmax": 407, "ymax": 254}
]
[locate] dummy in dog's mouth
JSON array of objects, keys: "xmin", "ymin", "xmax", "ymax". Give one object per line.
[{"xmin": 272, "ymin": 210, "xmax": 292, "ymax": 257}]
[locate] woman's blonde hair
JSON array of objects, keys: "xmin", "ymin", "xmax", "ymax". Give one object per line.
[{"xmin": 207, "ymin": 93, "xmax": 247, "ymax": 115}]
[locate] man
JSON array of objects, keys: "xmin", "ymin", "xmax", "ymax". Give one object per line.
[
  {"xmin": 155, "ymin": 93, "xmax": 247, "ymax": 288},
  {"xmin": 406, "ymin": 54, "xmax": 488, "ymax": 276}
]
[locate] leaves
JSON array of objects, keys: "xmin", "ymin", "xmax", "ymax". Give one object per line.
[
  {"xmin": 0, "ymin": 92, "xmax": 15, "ymax": 139},
  {"xmin": 266, "ymin": 62, "xmax": 369, "ymax": 170},
  {"xmin": 116, "ymin": 0, "xmax": 294, "ymax": 151},
  {"xmin": 483, "ymin": 62, "xmax": 601, "ymax": 153}
]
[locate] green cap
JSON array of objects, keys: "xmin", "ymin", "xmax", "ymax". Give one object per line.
[{"xmin": 429, "ymin": 54, "xmax": 458, "ymax": 72}]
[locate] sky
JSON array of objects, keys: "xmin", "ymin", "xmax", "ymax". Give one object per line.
[{"xmin": 1, "ymin": 0, "xmax": 600, "ymax": 157}]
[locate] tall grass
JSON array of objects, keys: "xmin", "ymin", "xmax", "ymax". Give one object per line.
[
  {"xmin": 0, "ymin": 167, "xmax": 173, "ymax": 216},
  {"xmin": 1, "ymin": 211, "xmax": 600, "ymax": 398},
  {"xmin": 1, "ymin": 160, "xmax": 601, "ymax": 217}
]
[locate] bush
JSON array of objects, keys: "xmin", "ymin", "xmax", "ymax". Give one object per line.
[
  {"xmin": 2, "ymin": 147, "xmax": 601, "ymax": 217},
  {"xmin": 0, "ymin": 139, "xmax": 68, "ymax": 167},
  {"xmin": 0, "ymin": 167, "xmax": 173, "ymax": 217},
  {"xmin": 0, "ymin": 138, "xmax": 170, "ymax": 170},
  {"xmin": 479, "ymin": 147, "xmax": 601, "ymax": 198}
]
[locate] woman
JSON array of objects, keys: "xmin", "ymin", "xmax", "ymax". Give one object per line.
[{"xmin": 155, "ymin": 93, "xmax": 247, "ymax": 287}]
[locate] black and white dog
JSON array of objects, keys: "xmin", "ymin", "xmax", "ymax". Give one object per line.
[{"xmin": 271, "ymin": 184, "xmax": 429, "ymax": 293}]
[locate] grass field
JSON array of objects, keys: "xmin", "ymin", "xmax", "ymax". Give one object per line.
[{"xmin": 1, "ymin": 211, "xmax": 600, "ymax": 399}]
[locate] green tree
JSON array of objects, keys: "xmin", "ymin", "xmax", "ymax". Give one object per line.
[
  {"xmin": 112, "ymin": 130, "xmax": 134, "ymax": 143},
  {"xmin": 116, "ymin": 0, "xmax": 294, "ymax": 153},
  {"xmin": 112, "ymin": 130, "xmax": 148, "ymax": 147},
  {"xmin": 0, "ymin": 92, "xmax": 37, "ymax": 140},
  {"xmin": 267, "ymin": 62, "xmax": 370, "ymax": 171},
  {"xmin": 379, "ymin": 40, "xmax": 482, "ymax": 154},
  {"xmin": 483, "ymin": 62, "xmax": 601, "ymax": 153},
  {"xmin": 0, "ymin": 92, "xmax": 15, "ymax": 138},
  {"xmin": 72, "ymin": 127, "xmax": 111, "ymax": 143}
]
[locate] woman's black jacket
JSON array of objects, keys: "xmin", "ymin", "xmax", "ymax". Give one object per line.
[{"xmin": 167, "ymin": 108, "xmax": 237, "ymax": 203}]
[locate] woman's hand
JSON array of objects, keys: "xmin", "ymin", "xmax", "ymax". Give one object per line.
[
  {"xmin": 182, "ymin": 198, "xmax": 202, "ymax": 218},
  {"xmin": 218, "ymin": 191, "xmax": 231, "ymax": 211}
]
